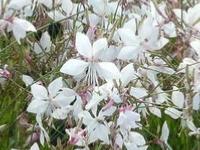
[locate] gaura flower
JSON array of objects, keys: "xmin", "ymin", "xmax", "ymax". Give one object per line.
[{"xmin": 60, "ymin": 32, "xmax": 120, "ymax": 86}]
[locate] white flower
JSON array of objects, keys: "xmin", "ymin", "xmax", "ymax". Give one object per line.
[
  {"xmin": 88, "ymin": 0, "xmax": 121, "ymax": 17},
  {"xmin": 117, "ymin": 16, "xmax": 168, "ymax": 61},
  {"xmin": 150, "ymin": 2, "xmax": 176, "ymax": 37},
  {"xmin": 27, "ymin": 77, "xmax": 76, "ymax": 117},
  {"xmin": 173, "ymin": 3, "xmax": 200, "ymax": 26},
  {"xmin": 124, "ymin": 131, "xmax": 148, "ymax": 150},
  {"xmin": 78, "ymin": 106, "xmax": 116, "ymax": 144},
  {"xmin": 1, "ymin": 17, "xmax": 36, "ymax": 44},
  {"xmin": 117, "ymin": 105, "xmax": 140, "ymax": 130},
  {"xmin": 60, "ymin": 32, "xmax": 120, "ymax": 85}
]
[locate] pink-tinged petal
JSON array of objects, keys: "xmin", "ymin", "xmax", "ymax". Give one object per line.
[
  {"xmin": 60, "ymin": 59, "xmax": 89, "ymax": 76},
  {"xmin": 76, "ymin": 32, "xmax": 93, "ymax": 58}
]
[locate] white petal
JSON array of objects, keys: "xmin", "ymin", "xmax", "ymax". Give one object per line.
[
  {"xmin": 88, "ymin": 0, "xmax": 107, "ymax": 16},
  {"xmin": 171, "ymin": 87, "xmax": 184, "ymax": 108},
  {"xmin": 190, "ymin": 39, "xmax": 200, "ymax": 56},
  {"xmin": 125, "ymin": 132, "xmax": 147, "ymax": 150},
  {"xmin": 97, "ymin": 62, "xmax": 120, "ymax": 80},
  {"xmin": 186, "ymin": 120, "xmax": 197, "ymax": 132},
  {"xmin": 130, "ymin": 87, "xmax": 148, "ymax": 99},
  {"xmin": 92, "ymin": 124, "xmax": 110, "ymax": 144},
  {"xmin": 120, "ymin": 63, "xmax": 137, "ymax": 86},
  {"xmin": 149, "ymin": 107, "xmax": 161, "ymax": 118},
  {"xmin": 78, "ymin": 111, "xmax": 93, "ymax": 125},
  {"xmin": 115, "ymin": 133, "xmax": 123, "ymax": 149},
  {"xmin": 54, "ymin": 88, "xmax": 76, "ymax": 107},
  {"xmin": 160, "ymin": 121, "xmax": 169, "ymax": 143},
  {"xmin": 40, "ymin": 31, "xmax": 51, "ymax": 52},
  {"xmin": 117, "ymin": 28, "xmax": 138, "ymax": 45},
  {"xmin": 22, "ymin": 75, "xmax": 34, "ymax": 86},
  {"xmin": 93, "ymin": 38, "xmax": 108, "ymax": 58},
  {"xmin": 193, "ymin": 93, "xmax": 200, "ymax": 110},
  {"xmin": 164, "ymin": 107, "xmax": 182, "ymax": 119},
  {"xmin": 86, "ymin": 92, "xmax": 104, "ymax": 110},
  {"xmin": 117, "ymin": 46, "xmax": 140, "ymax": 60},
  {"xmin": 30, "ymin": 143, "xmax": 40, "ymax": 150},
  {"xmin": 99, "ymin": 106, "xmax": 116, "ymax": 117},
  {"xmin": 76, "ymin": 32, "xmax": 92, "ymax": 58},
  {"xmin": 187, "ymin": 3, "xmax": 200, "ymax": 25},
  {"xmin": 148, "ymin": 66, "xmax": 175, "ymax": 75},
  {"xmin": 48, "ymin": 77, "xmax": 63, "ymax": 98},
  {"xmin": 14, "ymin": 18, "xmax": 36, "ymax": 32},
  {"xmin": 123, "ymin": 18, "xmax": 137, "ymax": 33},
  {"xmin": 8, "ymin": 0, "xmax": 32, "ymax": 10},
  {"xmin": 31, "ymin": 84, "xmax": 48, "ymax": 99},
  {"xmin": 27, "ymin": 100, "xmax": 49, "ymax": 114},
  {"xmin": 173, "ymin": 9, "xmax": 187, "ymax": 23},
  {"xmin": 60, "ymin": 59, "xmax": 89, "ymax": 76},
  {"xmin": 98, "ymin": 46, "xmax": 119, "ymax": 61},
  {"xmin": 61, "ymin": 0, "xmax": 74, "ymax": 15},
  {"xmin": 12, "ymin": 24, "xmax": 26, "ymax": 44},
  {"xmin": 52, "ymin": 106, "xmax": 72, "ymax": 119},
  {"xmin": 12, "ymin": 18, "xmax": 36, "ymax": 44}
]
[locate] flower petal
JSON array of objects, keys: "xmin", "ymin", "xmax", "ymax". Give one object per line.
[
  {"xmin": 27, "ymin": 100, "xmax": 49, "ymax": 114},
  {"xmin": 31, "ymin": 84, "xmax": 48, "ymax": 99},
  {"xmin": 76, "ymin": 32, "xmax": 92, "ymax": 58},
  {"xmin": 117, "ymin": 46, "xmax": 140, "ymax": 60},
  {"xmin": 164, "ymin": 107, "xmax": 182, "ymax": 119},
  {"xmin": 60, "ymin": 59, "xmax": 89, "ymax": 76},
  {"xmin": 93, "ymin": 38, "xmax": 108, "ymax": 58},
  {"xmin": 160, "ymin": 121, "xmax": 169, "ymax": 143},
  {"xmin": 97, "ymin": 62, "xmax": 120, "ymax": 80},
  {"xmin": 48, "ymin": 77, "xmax": 63, "ymax": 98}
]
